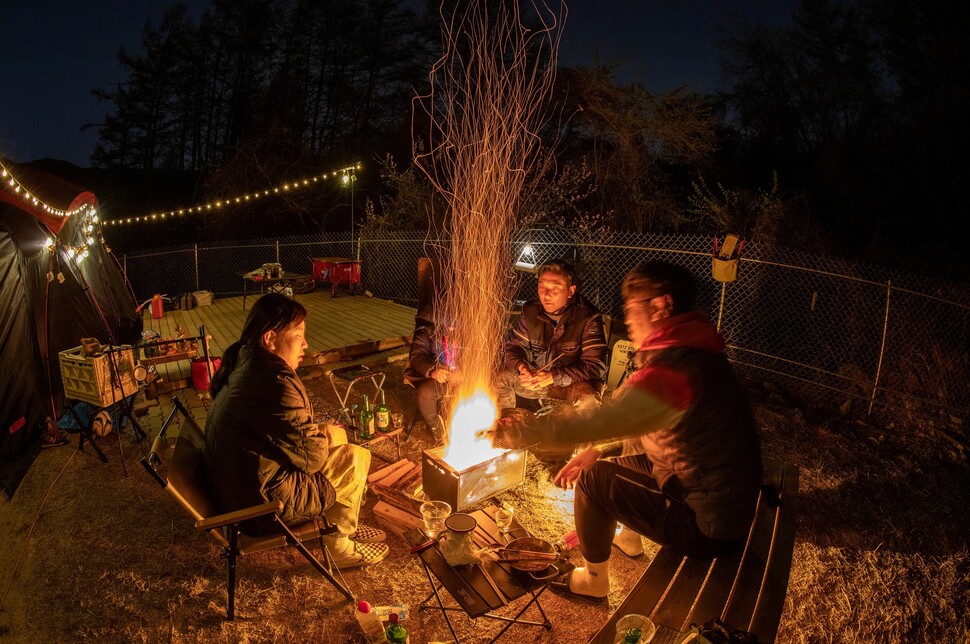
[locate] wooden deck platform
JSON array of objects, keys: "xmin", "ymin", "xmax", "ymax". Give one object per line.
[{"xmin": 140, "ymin": 291, "xmax": 417, "ymax": 382}]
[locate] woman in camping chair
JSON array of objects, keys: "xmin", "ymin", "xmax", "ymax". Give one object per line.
[{"xmin": 204, "ymin": 293, "xmax": 387, "ymax": 568}]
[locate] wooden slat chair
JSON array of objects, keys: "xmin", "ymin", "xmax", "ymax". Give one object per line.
[
  {"xmin": 589, "ymin": 458, "xmax": 799, "ymax": 644},
  {"xmin": 140, "ymin": 396, "xmax": 355, "ymax": 620}
]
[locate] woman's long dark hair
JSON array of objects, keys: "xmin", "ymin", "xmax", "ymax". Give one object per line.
[{"xmin": 210, "ymin": 293, "xmax": 307, "ymax": 397}]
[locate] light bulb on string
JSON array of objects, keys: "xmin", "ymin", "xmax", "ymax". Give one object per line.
[{"xmin": 99, "ymin": 161, "xmax": 360, "ymax": 225}]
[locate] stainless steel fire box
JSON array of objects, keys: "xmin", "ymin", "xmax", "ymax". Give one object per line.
[{"xmin": 421, "ymin": 446, "xmax": 528, "ymax": 511}]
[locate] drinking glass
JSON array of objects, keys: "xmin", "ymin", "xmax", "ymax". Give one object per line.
[
  {"xmin": 495, "ymin": 507, "xmax": 514, "ymax": 538},
  {"xmin": 420, "ymin": 500, "xmax": 451, "ymax": 539},
  {"xmin": 391, "ymin": 412, "xmax": 404, "ymax": 430}
]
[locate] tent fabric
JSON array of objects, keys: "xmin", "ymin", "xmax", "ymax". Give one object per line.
[{"xmin": 0, "ymin": 164, "xmax": 141, "ymax": 497}]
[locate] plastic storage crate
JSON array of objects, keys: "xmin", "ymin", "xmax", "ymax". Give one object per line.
[{"xmin": 58, "ymin": 346, "xmax": 139, "ymax": 407}]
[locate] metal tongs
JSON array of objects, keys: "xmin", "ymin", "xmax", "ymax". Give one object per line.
[{"xmin": 484, "ymin": 544, "xmax": 560, "ymax": 565}]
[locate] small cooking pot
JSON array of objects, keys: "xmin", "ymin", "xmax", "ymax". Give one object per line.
[{"xmin": 496, "ymin": 536, "xmax": 563, "ymax": 580}]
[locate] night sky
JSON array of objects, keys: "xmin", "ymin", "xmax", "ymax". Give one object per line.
[{"xmin": 0, "ymin": 0, "xmax": 797, "ymax": 168}]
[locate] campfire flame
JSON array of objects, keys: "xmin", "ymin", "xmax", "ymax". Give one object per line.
[
  {"xmin": 441, "ymin": 386, "xmax": 506, "ymax": 471},
  {"xmin": 413, "ymin": 3, "xmax": 563, "ymax": 474}
]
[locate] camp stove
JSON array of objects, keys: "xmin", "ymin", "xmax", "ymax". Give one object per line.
[{"xmin": 422, "ymin": 446, "xmax": 527, "ymax": 512}]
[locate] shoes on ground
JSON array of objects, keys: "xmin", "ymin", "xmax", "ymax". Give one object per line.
[
  {"xmin": 612, "ymin": 527, "xmax": 644, "ymax": 558},
  {"xmin": 41, "ymin": 429, "xmax": 68, "ymax": 449},
  {"xmin": 330, "ymin": 541, "xmax": 389, "ymax": 569},
  {"xmin": 548, "ymin": 570, "xmax": 609, "ymax": 605},
  {"xmin": 351, "ymin": 524, "xmax": 386, "ymax": 543},
  {"xmin": 42, "ymin": 418, "xmax": 68, "ymax": 448}
]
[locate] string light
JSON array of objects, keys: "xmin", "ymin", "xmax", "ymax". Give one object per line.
[
  {"xmin": 103, "ymin": 162, "xmax": 362, "ymax": 226},
  {"xmin": 48, "ymin": 202, "xmax": 104, "ymax": 263},
  {"xmin": 0, "ymin": 159, "xmax": 92, "ymax": 218},
  {"xmin": 0, "ymin": 159, "xmax": 105, "ymax": 263}
]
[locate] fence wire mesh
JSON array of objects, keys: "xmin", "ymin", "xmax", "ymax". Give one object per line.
[{"xmin": 120, "ymin": 229, "xmax": 969, "ymax": 433}]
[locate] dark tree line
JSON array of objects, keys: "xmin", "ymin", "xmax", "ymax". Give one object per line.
[
  {"xmin": 92, "ymin": 0, "xmax": 434, "ymax": 172},
  {"xmin": 716, "ymin": 0, "xmax": 970, "ymax": 272},
  {"xmin": 93, "ymin": 0, "xmax": 970, "ymax": 275}
]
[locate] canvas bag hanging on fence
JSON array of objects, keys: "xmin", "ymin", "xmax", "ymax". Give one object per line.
[{"xmin": 712, "ymin": 234, "xmax": 745, "ymax": 283}]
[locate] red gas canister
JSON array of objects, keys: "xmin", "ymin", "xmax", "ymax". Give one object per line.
[
  {"xmin": 191, "ymin": 357, "xmax": 222, "ymax": 391},
  {"xmin": 150, "ymin": 294, "xmax": 164, "ymax": 319}
]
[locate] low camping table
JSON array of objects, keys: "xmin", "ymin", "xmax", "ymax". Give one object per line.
[
  {"xmin": 405, "ymin": 504, "xmax": 572, "ymax": 643},
  {"xmin": 240, "ymin": 271, "xmax": 312, "ymax": 310}
]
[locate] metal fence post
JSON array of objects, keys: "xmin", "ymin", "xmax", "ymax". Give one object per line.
[
  {"xmin": 868, "ymin": 280, "xmax": 892, "ymax": 416},
  {"xmin": 716, "ymin": 282, "xmax": 727, "ymax": 332},
  {"xmin": 276, "ymin": 239, "xmax": 280, "ymax": 264},
  {"xmin": 194, "ymin": 244, "xmax": 200, "ymax": 291}
]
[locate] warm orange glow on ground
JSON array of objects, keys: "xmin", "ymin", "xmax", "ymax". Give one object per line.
[{"xmin": 441, "ymin": 386, "xmax": 506, "ymax": 471}]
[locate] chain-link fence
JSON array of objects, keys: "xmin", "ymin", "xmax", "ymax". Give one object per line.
[{"xmin": 120, "ymin": 229, "xmax": 970, "ymax": 433}]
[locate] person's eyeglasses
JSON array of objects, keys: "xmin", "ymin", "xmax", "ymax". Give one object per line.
[{"xmin": 623, "ymin": 294, "xmax": 664, "ymax": 313}]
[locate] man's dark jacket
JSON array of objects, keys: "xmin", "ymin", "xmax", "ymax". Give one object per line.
[
  {"xmin": 204, "ymin": 345, "xmax": 335, "ymax": 534},
  {"xmin": 503, "ymin": 293, "xmax": 608, "ymax": 388},
  {"xmin": 404, "ymin": 319, "xmax": 451, "ymax": 385}
]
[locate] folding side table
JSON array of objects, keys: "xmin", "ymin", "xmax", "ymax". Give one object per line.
[
  {"xmin": 405, "ymin": 505, "xmax": 571, "ymax": 643},
  {"xmin": 328, "ymin": 364, "xmax": 385, "ymax": 426}
]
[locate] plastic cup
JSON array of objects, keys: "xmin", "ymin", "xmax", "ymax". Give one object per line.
[
  {"xmin": 614, "ymin": 614, "xmax": 655, "ymax": 643},
  {"xmin": 420, "ymin": 500, "xmax": 451, "ymax": 539}
]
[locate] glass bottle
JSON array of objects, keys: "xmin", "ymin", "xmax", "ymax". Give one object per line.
[
  {"xmin": 385, "ymin": 612, "xmax": 409, "ymax": 643},
  {"xmin": 375, "ymin": 389, "xmax": 391, "ymax": 433},
  {"xmin": 359, "ymin": 394, "xmax": 375, "ymax": 439}
]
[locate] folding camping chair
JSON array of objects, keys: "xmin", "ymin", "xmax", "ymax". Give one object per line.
[{"xmin": 140, "ymin": 396, "xmax": 354, "ymax": 620}]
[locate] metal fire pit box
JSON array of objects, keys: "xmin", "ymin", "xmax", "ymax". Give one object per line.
[{"xmin": 422, "ymin": 446, "xmax": 527, "ymax": 511}]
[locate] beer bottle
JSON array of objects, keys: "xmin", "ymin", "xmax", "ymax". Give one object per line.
[
  {"xmin": 375, "ymin": 389, "xmax": 391, "ymax": 433},
  {"xmin": 385, "ymin": 612, "xmax": 409, "ymax": 643}
]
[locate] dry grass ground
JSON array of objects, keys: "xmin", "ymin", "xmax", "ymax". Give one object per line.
[{"xmin": 1, "ymin": 358, "xmax": 967, "ymax": 643}]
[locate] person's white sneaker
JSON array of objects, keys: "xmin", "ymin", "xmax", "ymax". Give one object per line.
[
  {"xmin": 612, "ymin": 525, "xmax": 644, "ymax": 558},
  {"xmin": 329, "ymin": 541, "xmax": 389, "ymax": 569}
]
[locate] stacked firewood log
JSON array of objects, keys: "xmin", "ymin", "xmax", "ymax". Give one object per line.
[{"xmin": 368, "ymin": 459, "xmax": 425, "ymax": 536}]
